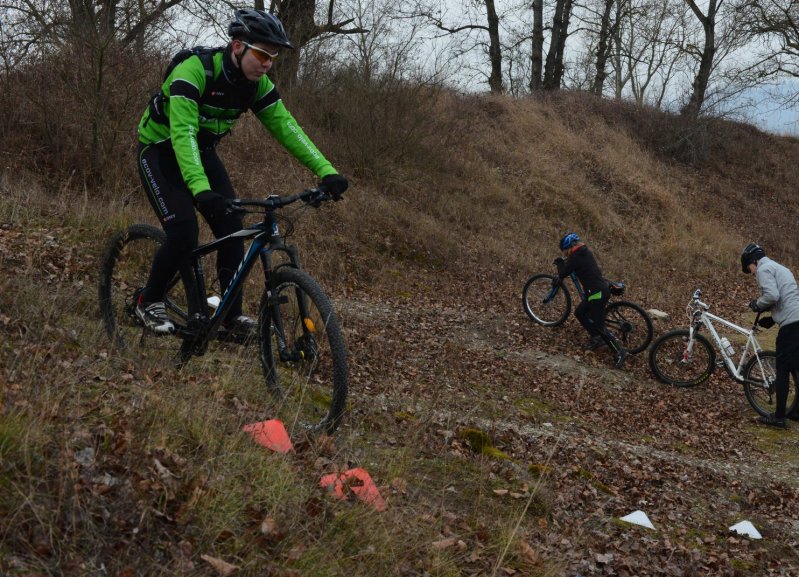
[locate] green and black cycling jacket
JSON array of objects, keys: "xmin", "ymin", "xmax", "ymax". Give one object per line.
[{"xmin": 138, "ymin": 45, "xmax": 337, "ymax": 196}]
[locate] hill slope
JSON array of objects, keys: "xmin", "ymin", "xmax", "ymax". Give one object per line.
[{"xmin": 2, "ymin": 91, "xmax": 799, "ymax": 576}]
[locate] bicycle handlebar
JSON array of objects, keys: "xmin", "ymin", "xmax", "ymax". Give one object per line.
[
  {"xmin": 689, "ymin": 288, "xmax": 769, "ymax": 331},
  {"xmin": 230, "ymin": 188, "xmax": 331, "ymax": 212}
]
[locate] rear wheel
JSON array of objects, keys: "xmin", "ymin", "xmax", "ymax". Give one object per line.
[
  {"xmin": 648, "ymin": 329, "xmax": 715, "ymax": 387},
  {"xmin": 522, "ymin": 274, "xmax": 571, "ymax": 326},
  {"xmin": 259, "ymin": 267, "xmax": 348, "ymax": 437},
  {"xmin": 743, "ymin": 351, "xmax": 799, "ymax": 418},
  {"xmin": 98, "ymin": 224, "xmax": 196, "ymax": 365},
  {"xmin": 605, "ymin": 301, "xmax": 653, "ymax": 354}
]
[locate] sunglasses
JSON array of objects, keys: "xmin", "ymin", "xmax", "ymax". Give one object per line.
[{"xmin": 243, "ymin": 42, "xmax": 279, "ymax": 64}]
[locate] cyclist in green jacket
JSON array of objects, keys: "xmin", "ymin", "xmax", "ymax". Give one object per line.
[{"xmin": 135, "ymin": 9, "xmax": 348, "ymax": 335}]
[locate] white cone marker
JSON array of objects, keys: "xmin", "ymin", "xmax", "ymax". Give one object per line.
[{"xmin": 619, "ymin": 510, "xmax": 656, "ymax": 530}]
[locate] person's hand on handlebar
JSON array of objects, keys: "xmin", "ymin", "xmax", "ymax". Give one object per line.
[
  {"xmin": 195, "ymin": 190, "xmax": 230, "ymax": 219},
  {"xmin": 319, "ymin": 174, "xmax": 348, "ymax": 201}
]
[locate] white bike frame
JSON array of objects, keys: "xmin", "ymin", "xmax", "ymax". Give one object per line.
[{"xmin": 687, "ymin": 289, "xmax": 768, "ymax": 383}]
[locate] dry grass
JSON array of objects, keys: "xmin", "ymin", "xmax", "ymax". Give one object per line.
[{"xmin": 4, "ymin": 61, "xmax": 799, "ymax": 574}]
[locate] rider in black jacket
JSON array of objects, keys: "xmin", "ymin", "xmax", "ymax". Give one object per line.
[{"xmin": 555, "ymin": 233, "xmax": 627, "ymax": 369}]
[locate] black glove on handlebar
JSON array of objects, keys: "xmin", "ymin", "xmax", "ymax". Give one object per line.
[
  {"xmin": 553, "ymin": 257, "xmax": 565, "ymax": 266},
  {"xmin": 195, "ymin": 190, "xmax": 229, "ymax": 219},
  {"xmin": 749, "ymin": 299, "xmax": 762, "ymax": 313},
  {"xmin": 320, "ymin": 174, "xmax": 348, "ymax": 201}
]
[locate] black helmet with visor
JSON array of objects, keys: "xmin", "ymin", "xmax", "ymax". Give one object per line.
[{"xmin": 228, "ymin": 9, "xmax": 293, "ymax": 49}]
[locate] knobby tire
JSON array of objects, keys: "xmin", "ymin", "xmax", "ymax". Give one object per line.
[
  {"xmin": 742, "ymin": 351, "xmax": 799, "ymax": 418},
  {"xmin": 648, "ymin": 329, "xmax": 716, "ymax": 387},
  {"xmin": 259, "ymin": 266, "xmax": 348, "ymax": 436},
  {"xmin": 522, "ymin": 273, "xmax": 571, "ymax": 326}
]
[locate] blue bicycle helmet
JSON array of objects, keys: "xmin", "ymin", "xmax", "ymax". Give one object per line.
[{"xmin": 559, "ymin": 232, "xmax": 581, "ymax": 251}]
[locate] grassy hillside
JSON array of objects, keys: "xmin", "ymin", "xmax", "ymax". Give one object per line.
[{"xmin": 2, "ymin": 88, "xmax": 799, "ymax": 576}]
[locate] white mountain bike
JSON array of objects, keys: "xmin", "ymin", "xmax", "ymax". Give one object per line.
[{"xmin": 648, "ymin": 289, "xmax": 799, "ymax": 418}]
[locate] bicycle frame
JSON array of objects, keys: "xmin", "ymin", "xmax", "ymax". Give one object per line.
[
  {"xmin": 546, "ymin": 273, "xmax": 585, "ymax": 303},
  {"xmin": 548, "ymin": 273, "xmax": 619, "ymax": 304},
  {"xmin": 170, "ymin": 201, "xmax": 308, "ymax": 358},
  {"xmin": 685, "ymin": 289, "xmax": 766, "ymax": 384}
]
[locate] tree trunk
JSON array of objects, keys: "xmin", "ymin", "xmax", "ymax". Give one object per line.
[
  {"xmin": 273, "ymin": 0, "xmax": 318, "ymax": 88},
  {"xmin": 681, "ymin": 0, "xmax": 717, "ymax": 118},
  {"xmin": 485, "ymin": 0, "xmax": 503, "ymax": 93},
  {"xmin": 530, "ymin": 0, "xmax": 544, "ymax": 91},
  {"xmin": 543, "ymin": 0, "xmax": 573, "ymax": 90},
  {"xmin": 591, "ymin": 0, "xmax": 615, "ymax": 95}
]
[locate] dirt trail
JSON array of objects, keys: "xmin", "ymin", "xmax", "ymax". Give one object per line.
[{"xmin": 339, "ymin": 294, "xmax": 799, "ymax": 497}]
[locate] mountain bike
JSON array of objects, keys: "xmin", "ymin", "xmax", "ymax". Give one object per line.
[
  {"xmin": 522, "ymin": 271, "xmax": 653, "ymax": 354},
  {"xmin": 648, "ymin": 289, "xmax": 799, "ymax": 418},
  {"xmin": 98, "ymin": 188, "xmax": 348, "ymax": 436}
]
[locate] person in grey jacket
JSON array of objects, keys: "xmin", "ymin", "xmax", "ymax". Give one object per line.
[{"xmin": 741, "ymin": 242, "xmax": 799, "ymax": 428}]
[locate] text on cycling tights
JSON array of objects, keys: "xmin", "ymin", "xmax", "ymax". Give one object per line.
[{"xmin": 136, "ymin": 142, "xmax": 246, "ymax": 316}]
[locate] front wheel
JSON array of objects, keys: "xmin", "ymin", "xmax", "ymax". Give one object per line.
[
  {"xmin": 648, "ymin": 329, "xmax": 716, "ymax": 387},
  {"xmin": 605, "ymin": 301, "xmax": 653, "ymax": 355},
  {"xmin": 742, "ymin": 351, "xmax": 799, "ymax": 418},
  {"xmin": 259, "ymin": 267, "xmax": 348, "ymax": 437},
  {"xmin": 522, "ymin": 273, "xmax": 571, "ymax": 326}
]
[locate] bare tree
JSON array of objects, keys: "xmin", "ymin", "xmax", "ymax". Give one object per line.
[
  {"xmin": 738, "ymin": 0, "xmax": 799, "ymax": 85},
  {"xmin": 269, "ymin": 0, "xmax": 368, "ymax": 86},
  {"xmin": 542, "ymin": 0, "xmax": 574, "ymax": 90},
  {"xmin": 530, "ymin": 0, "xmax": 544, "ymax": 91},
  {"xmin": 611, "ymin": 0, "xmax": 690, "ymax": 106},
  {"xmin": 591, "ymin": 0, "xmax": 617, "ymax": 94},
  {"xmin": 409, "ymin": 0, "xmax": 505, "ymax": 93},
  {"xmin": 680, "ymin": 0, "xmax": 723, "ymax": 117}
]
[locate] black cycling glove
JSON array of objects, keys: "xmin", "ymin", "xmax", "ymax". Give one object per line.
[
  {"xmin": 320, "ymin": 174, "xmax": 348, "ymax": 201},
  {"xmin": 196, "ymin": 190, "xmax": 229, "ymax": 219}
]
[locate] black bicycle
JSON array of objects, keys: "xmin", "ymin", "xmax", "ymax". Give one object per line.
[
  {"xmin": 522, "ymin": 271, "xmax": 654, "ymax": 354},
  {"xmin": 98, "ymin": 188, "xmax": 348, "ymax": 436}
]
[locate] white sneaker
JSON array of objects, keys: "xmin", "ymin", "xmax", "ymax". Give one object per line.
[{"xmin": 135, "ymin": 299, "xmax": 175, "ymax": 334}]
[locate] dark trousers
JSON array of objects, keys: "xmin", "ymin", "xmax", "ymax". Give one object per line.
[
  {"xmin": 136, "ymin": 142, "xmax": 245, "ymax": 318},
  {"xmin": 574, "ymin": 289, "xmax": 622, "ymax": 353},
  {"xmin": 775, "ymin": 321, "xmax": 799, "ymax": 418}
]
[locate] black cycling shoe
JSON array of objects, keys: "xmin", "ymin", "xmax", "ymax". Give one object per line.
[
  {"xmin": 583, "ymin": 336, "xmax": 605, "ymax": 351},
  {"xmin": 757, "ymin": 413, "xmax": 787, "ymax": 429},
  {"xmin": 218, "ymin": 315, "xmax": 258, "ymax": 343}
]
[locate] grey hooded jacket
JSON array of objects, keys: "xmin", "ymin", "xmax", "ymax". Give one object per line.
[{"xmin": 754, "ymin": 256, "xmax": 799, "ymax": 327}]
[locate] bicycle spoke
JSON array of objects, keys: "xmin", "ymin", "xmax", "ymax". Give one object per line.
[
  {"xmin": 522, "ymin": 274, "xmax": 570, "ymax": 326},
  {"xmin": 259, "ymin": 268, "xmax": 347, "ymax": 438},
  {"xmin": 743, "ymin": 351, "xmax": 799, "ymax": 418},
  {"xmin": 648, "ymin": 329, "xmax": 715, "ymax": 387}
]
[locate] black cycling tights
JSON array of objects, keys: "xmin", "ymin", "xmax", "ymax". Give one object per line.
[
  {"xmin": 574, "ymin": 292, "xmax": 622, "ymax": 353},
  {"xmin": 136, "ymin": 143, "xmax": 245, "ymax": 318}
]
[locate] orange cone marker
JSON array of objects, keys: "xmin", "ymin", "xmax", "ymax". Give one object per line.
[
  {"xmin": 319, "ymin": 467, "xmax": 386, "ymax": 511},
  {"xmin": 243, "ymin": 420, "xmax": 293, "ymax": 453}
]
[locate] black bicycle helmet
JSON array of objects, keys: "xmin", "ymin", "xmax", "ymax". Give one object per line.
[
  {"xmin": 228, "ymin": 9, "xmax": 294, "ymax": 49},
  {"xmin": 740, "ymin": 242, "xmax": 766, "ymax": 273}
]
